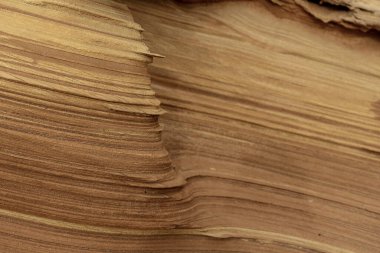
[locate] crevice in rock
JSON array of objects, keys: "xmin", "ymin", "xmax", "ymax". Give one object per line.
[{"xmin": 306, "ymin": 0, "xmax": 350, "ymax": 12}]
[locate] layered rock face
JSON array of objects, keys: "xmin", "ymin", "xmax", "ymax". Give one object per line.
[
  {"xmin": 0, "ymin": 0, "xmax": 380, "ymax": 253},
  {"xmin": 0, "ymin": 0, "xmax": 186, "ymax": 251}
]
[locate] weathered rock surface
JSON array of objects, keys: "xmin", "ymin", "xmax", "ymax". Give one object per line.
[{"xmin": 0, "ymin": 0, "xmax": 379, "ymax": 252}]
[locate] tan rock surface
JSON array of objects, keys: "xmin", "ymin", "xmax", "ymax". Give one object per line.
[{"xmin": 0, "ymin": 0, "xmax": 379, "ymax": 252}]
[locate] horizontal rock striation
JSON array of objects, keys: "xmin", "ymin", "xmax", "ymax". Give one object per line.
[{"xmin": 0, "ymin": 0, "xmax": 380, "ymax": 252}]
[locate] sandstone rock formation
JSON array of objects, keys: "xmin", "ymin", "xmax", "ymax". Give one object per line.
[{"xmin": 0, "ymin": 0, "xmax": 379, "ymax": 252}]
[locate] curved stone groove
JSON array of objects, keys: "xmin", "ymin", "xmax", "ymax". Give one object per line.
[{"xmin": 126, "ymin": 0, "xmax": 380, "ymax": 252}]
